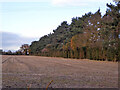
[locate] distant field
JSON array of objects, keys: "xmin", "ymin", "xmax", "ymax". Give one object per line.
[{"xmin": 2, "ymin": 55, "xmax": 118, "ymax": 88}]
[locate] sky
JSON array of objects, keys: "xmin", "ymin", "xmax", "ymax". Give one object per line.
[{"xmin": 0, "ymin": 0, "xmax": 114, "ymax": 51}]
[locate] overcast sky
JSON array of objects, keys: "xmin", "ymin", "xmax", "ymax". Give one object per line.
[{"xmin": 1, "ymin": 0, "xmax": 114, "ymax": 51}]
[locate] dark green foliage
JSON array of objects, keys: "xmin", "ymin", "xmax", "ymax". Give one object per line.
[{"xmin": 30, "ymin": 1, "xmax": 119, "ymax": 61}]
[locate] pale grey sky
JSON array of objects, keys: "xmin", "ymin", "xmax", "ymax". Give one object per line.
[{"xmin": 1, "ymin": 0, "xmax": 114, "ymax": 51}]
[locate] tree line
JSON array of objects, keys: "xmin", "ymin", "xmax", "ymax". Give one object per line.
[
  {"xmin": 1, "ymin": 44, "xmax": 30, "ymax": 55},
  {"xmin": 30, "ymin": 1, "xmax": 120, "ymax": 61}
]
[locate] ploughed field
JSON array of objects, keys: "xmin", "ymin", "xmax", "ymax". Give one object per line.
[{"xmin": 2, "ymin": 55, "xmax": 118, "ymax": 88}]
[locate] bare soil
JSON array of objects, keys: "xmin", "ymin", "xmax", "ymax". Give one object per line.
[{"xmin": 2, "ymin": 55, "xmax": 118, "ymax": 88}]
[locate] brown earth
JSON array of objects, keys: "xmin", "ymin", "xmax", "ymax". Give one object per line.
[{"xmin": 2, "ymin": 55, "xmax": 118, "ymax": 88}]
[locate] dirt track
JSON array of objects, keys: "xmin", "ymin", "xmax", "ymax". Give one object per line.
[{"xmin": 2, "ymin": 55, "xmax": 118, "ymax": 88}]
